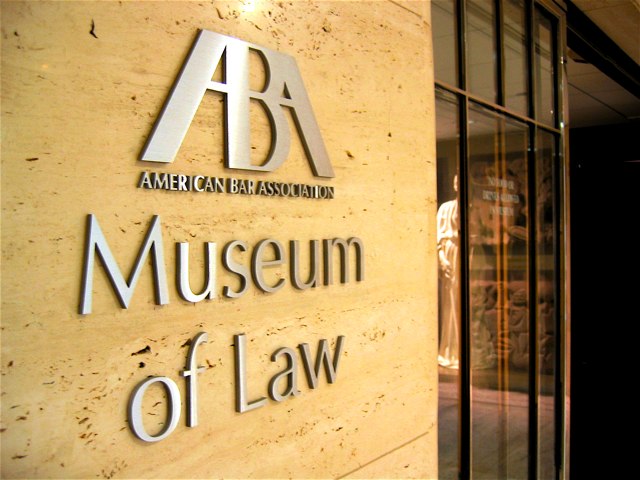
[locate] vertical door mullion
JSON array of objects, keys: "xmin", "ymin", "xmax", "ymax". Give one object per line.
[
  {"xmin": 495, "ymin": 0, "xmax": 505, "ymax": 106},
  {"xmin": 554, "ymin": 7, "xmax": 569, "ymax": 478},
  {"xmin": 527, "ymin": 125, "xmax": 539, "ymax": 480},
  {"xmin": 553, "ymin": 132, "xmax": 564, "ymax": 480},
  {"xmin": 527, "ymin": 0, "xmax": 536, "ymax": 121},
  {"xmin": 458, "ymin": 0, "xmax": 467, "ymax": 91},
  {"xmin": 456, "ymin": 0, "xmax": 471, "ymax": 478},
  {"xmin": 458, "ymin": 94, "xmax": 472, "ymax": 480},
  {"xmin": 526, "ymin": 2, "xmax": 539, "ymax": 479}
]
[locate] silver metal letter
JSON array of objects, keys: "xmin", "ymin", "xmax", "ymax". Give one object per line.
[
  {"xmin": 79, "ymin": 214, "xmax": 169, "ymax": 314},
  {"xmin": 251, "ymin": 239, "xmax": 285, "ymax": 293},
  {"xmin": 138, "ymin": 171, "xmax": 152, "ymax": 189},
  {"xmin": 140, "ymin": 30, "xmax": 225, "ymax": 163},
  {"xmin": 298, "ymin": 336, "xmax": 345, "ymax": 389},
  {"xmin": 233, "ymin": 333, "xmax": 267, "ymax": 413},
  {"xmin": 176, "ymin": 242, "xmax": 216, "ymax": 303},
  {"xmin": 322, "ymin": 237, "xmax": 365, "ymax": 286},
  {"xmin": 289, "ymin": 240, "xmax": 319, "ymax": 289},
  {"xmin": 222, "ymin": 240, "xmax": 250, "ymax": 298},
  {"xmin": 268, "ymin": 347, "xmax": 300, "ymax": 402},
  {"xmin": 140, "ymin": 30, "xmax": 334, "ymax": 178},
  {"xmin": 180, "ymin": 332, "xmax": 208, "ymax": 427},
  {"xmin": 128, "ymin": 376, "xmax": 181, "ymax": 442}
]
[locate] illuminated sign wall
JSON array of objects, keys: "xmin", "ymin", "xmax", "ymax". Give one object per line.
[{"xmin": 0, "ymin": 1, "xmax": 438, "ymax": 478}]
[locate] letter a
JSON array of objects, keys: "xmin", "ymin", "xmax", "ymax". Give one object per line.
[{"xmin": 140, "ymin": 30, "xmax": 226, "ymax": 163}]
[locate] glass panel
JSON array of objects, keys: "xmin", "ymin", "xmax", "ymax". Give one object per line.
[
  {"xmin": 534, "ymin": 8, "xmax": 556, "ymax": 126},
  {"xmin": 436, "ymin": 89, "xmax": 461, "ymax": 480},
  {"xmin": 466, "ymin": 0, "xmax": 497, "ymax": 103},
  {"xmin": 536, "ymin": 129, "xmax": 558, "ymax": 479},
  {"xmin": 467, "ymin": 102, "xmax": 529, "ymax": 479},
  {"xmin": 503, "ymin": 0, "xmax": 528, "ymax": 115},
  {"xmin": 433, "ymin": 0, "xmax": 459, "ymax": 86}
]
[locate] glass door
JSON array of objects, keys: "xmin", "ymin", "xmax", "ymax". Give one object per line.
[
  {"xmin": 434, "ymin": 1, "xmax": 567, "ymax": 478},
  {"xmin": 467, "ymin": 104, "xmax": 530, "ymax": 479}
]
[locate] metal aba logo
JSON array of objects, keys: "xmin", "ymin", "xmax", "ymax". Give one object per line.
[{"xmin": 140, "ymin": 30, "xmax": 334, "ymax": 178}]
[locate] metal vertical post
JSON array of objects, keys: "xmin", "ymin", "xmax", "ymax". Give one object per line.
[{"xmin": 456, "ymin": 0, "xmax": 471, "ymax": 478}]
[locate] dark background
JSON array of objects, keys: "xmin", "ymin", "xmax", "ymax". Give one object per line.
[{"xmin": 569, "ymin": 122, "xmax": 639, "ymax": 478}]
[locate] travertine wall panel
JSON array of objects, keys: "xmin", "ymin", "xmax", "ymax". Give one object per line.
[{"xmin": 1, "ymin": 1, "xmax": 437, "ymax": 478}]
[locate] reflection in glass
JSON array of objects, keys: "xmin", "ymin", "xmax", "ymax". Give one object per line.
[
  {"xmin": 536, "ymin": 129, "xmax": 558, "ymax": 479},
  {"xmin": 466, "ymin": 0, "xmax": 497, "ymax": 103},
  {"xmin": 504, "ymin": 0, "xmax": 528, "ymax": 115},
  {"xmin": 467, "ymin": 103, "xmax": 529, "ymax": 479},
  {"xmin": 535, "ymin": 8, "xmax": 556, "ymax": 126},
  {"xmin": 433, "ymin": 1, "xmax": 565, "ymax": 476},
  {"xmin": 433, "ymin": 0, "xmax": 458, "ymax": 86},
  {"xmin": 436, "ymin": 90, "xmax": 460, "ymax": 480}
]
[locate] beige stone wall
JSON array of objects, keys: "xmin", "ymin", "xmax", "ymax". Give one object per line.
[{"xmin": 1, "ymin": 1, "xmax": 438, "ymax": 478}]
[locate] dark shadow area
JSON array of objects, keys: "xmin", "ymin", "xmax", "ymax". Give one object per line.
[{"xmin": 569, "ymin": 122, "xmax": 639, "ymax": 479}]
